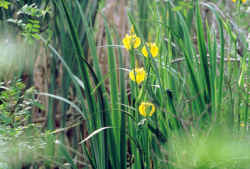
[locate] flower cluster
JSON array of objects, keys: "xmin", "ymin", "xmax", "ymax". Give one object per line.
[
  {"xmin": 122, "ymin": 26, "xmax": 159, "ymax": 85},
  {"xmin": 122, "ymin": 26, "xmax": 159, "ymax": 58},
  {"xmin": 122, "ymin": 26, "xmax": 158, "ymax": 117},
  {"xmin": 122, "ymin": 27, "xmax": 141, "ymax": 50}
]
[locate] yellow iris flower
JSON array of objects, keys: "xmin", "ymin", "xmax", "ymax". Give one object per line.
[
  {"xmin": 122, "ymin": 26, "xmax": 141, "ymax": 51},
  {"xmin": 122, "ymin": 34, "xmax": 141, "ymax": 50},
  {"xmin": 141, "ymin": 42, "xmax": 159, "ymax": 58},
  {"xmin": 139, "ymin": 102, "xmax": 156, "ymax": 117},
  {"xmin": 129, "ymin": 67, "xmax": 146, "ymax": 84},
  {"xmin": 132, "ymin": 35, "xmax": 141, "ymax": 48}
]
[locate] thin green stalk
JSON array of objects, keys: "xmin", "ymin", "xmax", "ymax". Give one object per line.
[{"xmin": 104, "ymin": 16, "xmax": 120, "ymax": 169}]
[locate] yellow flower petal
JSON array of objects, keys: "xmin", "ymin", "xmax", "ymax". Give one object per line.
[
  {"xmin": 142, "ymin": 42, "xmax": 159, "ymax": 58},
  {"xmin": 132, "ymin": 35, "xmax": 141, "ymax": 49},
  {"xmin": 150, "ymin": 43, "xmax": 159, "ymax": 57},
  {"xmin": 232, "ymin": 0, "xmax": 237, "ymax": 2},
  {"xmin": 122, "ymin": 34, "xmax": 132, "ymax": 50},
  {"xmin": 139, "ymin": 102, "xmax": 156, "ymax": 117},
  {"xmin": 129, "ymin": 67, "xmax": 146, "ymax": 84},
  {"xmin": 142, "ymin": 45, "xmax": 148, "ymax": 57},
  {"xmin": 241, "ymin": 0, "xmax": 246, "ymax": 3},
  {"xmin": 122, "ymin": 34, "xmax": 141, "ymax": 50}
]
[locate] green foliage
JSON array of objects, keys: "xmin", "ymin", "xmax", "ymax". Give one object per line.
[
  {"xmin": 0, "ymin": 124, "xmax": 54, "ymax": 169},
  {"xmin": 7, "ymin": 3, "xmax": 51, "ymax": 43},
  {"xmin": 0, "ymin": 0, "xmax": 10, "ymax": 9},
  {"xmin": 17, "ymin": 3, "xmax": 48, "ymax": 17},
  {"xmin": 22, "ymin": 19, "xmax": 41, "ymax": 40},
  {"xmin": 0, "ymin": 80, "xmax": 36, "ymax": 127},
  {"xmin": 168, "ymin": 128, "xmax": 250, "ymax": 169},
  {"xmin": 41, "ymin": 0, "xmax": 249, "ymax": 168},
  {"xmin": 0, "ymin": 0, "xmax": 249, "ymax": 169},
  {"xmin": 0, "ymin": 80, "xmax": 54, "ymax": 169}
]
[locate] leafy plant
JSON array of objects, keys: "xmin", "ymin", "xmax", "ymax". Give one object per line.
[
  {"xmin": 0, "ymin": 80, "xmax": 37, "ymax": 127},
  {"xmin": 0, "ymin": 0, "xmax": 10, "ymax": 9},
  {"xmin": 7, "ymin": 3, "xmax": 51, "ymax": 42}
]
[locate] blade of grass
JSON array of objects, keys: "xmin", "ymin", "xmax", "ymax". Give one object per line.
[{"xmin": 103, "ymin": 16, "xmax": 120, "ymax": 169}]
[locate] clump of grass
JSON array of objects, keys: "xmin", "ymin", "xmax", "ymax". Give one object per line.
[
  {"xmin": 168, "ymin": 127, "xmax": 250, "ymax": 169},
  {"xmin": 0, "ymin": 125, "xmax": 53, "ymax": 169}
]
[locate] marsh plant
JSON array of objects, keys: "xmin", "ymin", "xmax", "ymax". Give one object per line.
[
  {"xmin": 0, "ymin": 80, "xmax": 55, "ymax": 169},
  {"xmin": 0, "ymin": 0, "xmax": 249, "ymax": 169}
]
